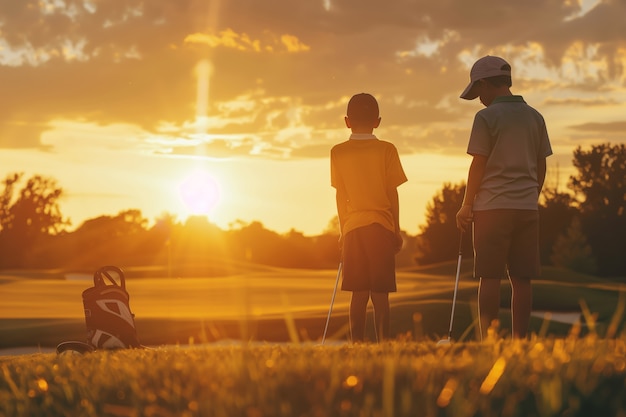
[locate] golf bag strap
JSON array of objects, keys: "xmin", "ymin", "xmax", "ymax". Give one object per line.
[{"xmin": 94, "ymin": 265, "xmax": 126, "ymax": 289}]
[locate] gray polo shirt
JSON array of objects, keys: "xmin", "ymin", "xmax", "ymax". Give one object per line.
[{"xmin": 467, "ymin": 95, "xmax": 553, "ymax": 211}]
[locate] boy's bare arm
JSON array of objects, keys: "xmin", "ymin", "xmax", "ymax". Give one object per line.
[
  {"xmin": 463, "ymin": 154, "xmax": 487, "ymax": 206},
  {"xmin": 387, "ymin": 186, "xmax": 402, "ymax": 251},
  {"xmin": 388, "ymin": 187, "xmax": 400, "ymax": 232},
  {"xmin": 335, "ymin": 188, "xmax": 348, "ymax": 235},
  {"xmin": 456, "ymin": 154, "xmax": 487, "ymax": 231}
]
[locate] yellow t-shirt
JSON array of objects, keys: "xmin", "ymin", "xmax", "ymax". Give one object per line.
[{"xmin": 330, "ymin": 134, "xmax": 407, "ymax": 236}]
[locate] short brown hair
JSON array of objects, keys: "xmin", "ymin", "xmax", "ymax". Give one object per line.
[{"xmin": 347, "ymin": 93, "xmax": 379, "ymax": 123}]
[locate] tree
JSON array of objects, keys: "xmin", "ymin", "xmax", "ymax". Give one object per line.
[
  {"xmin": 415, "ymin": 182, "xmax": 471, "ymax": 265},
  {"xmin": 53, "ymin": 209, "xmax": 153, "ymax": 269},
  {"xmin": 71, "ymin": 209, "xmax": 149, "ymax": 249},
  {"xmin": 174, "ymin": 214, "xmax": 228, "ymax": 263},
  {"xmin": 0, "ymin": 173, "xmax": 20, "ymax": 232},
  {"xmin": 570, "ymin": 143, "xmax": 626, "ymax": 216},
  {"xmin": 0, "ymin": 173, "xmax": 68, "ymax": 267},
  {"xmin": 569, "ymin": 143, "xmax": 626, "ymax": 277},
  {"xmin": 550, "ymin": 217, "xmax": 598, "ymax": 275},
  {"xmin": 538, "ymin": 185, "xmax": 577, "ymax": 266},
  {"xmin": 323, "ymin": 216, "xmax": 340, "ymax": 236},
  {"xmin": 228, "ymin": 220, "xmax": 283, "ymax": 264}
]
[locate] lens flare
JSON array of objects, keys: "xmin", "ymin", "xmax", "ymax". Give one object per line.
[{"xmin": 179, "ymin": 169, "xmax": 221, "ymax": 215}]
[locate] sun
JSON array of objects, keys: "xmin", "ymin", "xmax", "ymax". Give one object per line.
[{"xmin": 178, "ymin": 169, "xmax": 221, "ymax": 216}]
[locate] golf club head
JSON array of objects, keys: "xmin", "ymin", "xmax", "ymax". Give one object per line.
[{"xmin": 436, "ymin": 338, "xmax": 451, "ymax": 346}]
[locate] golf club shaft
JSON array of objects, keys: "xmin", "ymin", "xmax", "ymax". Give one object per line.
[
  {"xmin": 447, "ymin": 232, "xmax": 464, "ymax": 338},
  {"xmin": 322, "ymin": 261, "xmax": 342, "ymax": 344}
]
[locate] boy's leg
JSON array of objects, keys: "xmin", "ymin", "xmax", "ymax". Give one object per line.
[
  {"xmin": 473, "ymin": 210, "xmax": 509, "ymax": 341},
  {"xmin": 508, "ymin": 210, "xmax": 540, "ymax": 339},
  {"xmin": 344, "ymin": 224, "xmax": 395, "ymax": 342},
  {"xmin": 509, "ymin": 276, "xmax": 532, "ymax": 339},
  {"xmin": 370, "ymin": 291, "xmax": 390, "ymax": 342},
  {"xmin": 349, "ymin": 291, "xmax": 369, "ymax": 342},
  {"xmin": 478, "ymin": 278, "xmax": 501, "ymax": 340},
  {"xmin": 342, "ymin": 228, "xmax": 369, "ymax": 343},
  {"xmin": 364, "ymin": 224, "xmax": 396, "ymax": 342}
]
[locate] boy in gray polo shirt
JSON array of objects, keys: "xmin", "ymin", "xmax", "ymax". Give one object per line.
[{"xmin": 456, "ymin": 56, "xmax": 553, "ymax": 340}]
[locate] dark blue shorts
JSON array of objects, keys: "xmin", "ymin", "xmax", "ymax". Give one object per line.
[
  {"xmin": 341, "ymin": 223, "xmax": 397, "ymax": 293},
  {"xmin": 473, "ymin": 209, "xmax": 540, "ymax": 280}
]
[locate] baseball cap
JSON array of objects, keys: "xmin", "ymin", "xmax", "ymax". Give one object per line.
[{"xmin": 460, "ymin": 56, "xmax": 511, "ymax": 100}]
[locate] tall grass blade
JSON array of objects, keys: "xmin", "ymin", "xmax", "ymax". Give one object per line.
[
  {"xmin": 579, "ymin": 298, "xmax": 597, "ymax": 335},
  {"xmin": 606, "ymin": 287, "xmax": 626, "ymax": 339},
  {"xmin": 280, "ymin": 291, "xmax": 300, "ymax": 344}
]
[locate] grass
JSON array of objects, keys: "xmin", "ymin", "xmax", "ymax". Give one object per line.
[
  {"xmin": 1, "ymin": 262, "xmax": 625, "ymax": 415},
  {"xmin": 4, "ymin": 261, "xmax": 625, "ymax": 347},
  {"xmin": 1, "ymin": 334, "xmax": 625, "ymax": 416}
]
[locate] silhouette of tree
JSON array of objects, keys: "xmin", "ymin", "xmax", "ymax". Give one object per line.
[
  {"xmin": 538, "ymin": 185, "xmax": 577, "ymax": 266},
  {"xmin": 228, "ymin": 220, "xmax": 283, "ymax": 264},
  {"xmin": 311, "ymin": 232, "xmax": 341, "ymax": 268},
  {"xmin": 415, "ymin": 182, "xmax": 471, "ymax": 265},
  {"xmin": 15, "ymin": 144, "xmax": 626, "ymax": 276},
  {"xmin": 56, "ymin": 209, "xmax": 152, "ymax": 268},
  {"xmin": 570, "ymin": 143, "xmax": 626, "ymax": 216},
  {"xmin": 146, "ymin": 212, "xmax": 179, "ymax": 255},
  {"xmin": 323, "ymin": 216, "xmax": 340, "ymax": 235},
  {"xmin": 175, "ymin": 215, "xmax": 227, "ymax": 261},
  {"xmin": 414, "ymin": 178, "xmax": 579, "ymax": 268},
  {"xmin": 0, "ymin": 173, "xmax": 20, "ymax": 230},
  {"xmin": 74, "ymin": 209, "xmax": 147, "ymax": 240},
  {"xmin": 280, "ymin": 229, "xmax": 316, "ymax": 268},
  {"xmin": 551, "ymin": 217, "xmax": 598, "ymax": 275},
  {"xmin": 569, "ymin": 143, "xmax": 626, "ymax": 276},
  {"xmin": 0, "ymin": 173, "xmax": 67, "ymax": 267}
]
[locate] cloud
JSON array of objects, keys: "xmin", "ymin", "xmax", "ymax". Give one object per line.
[
  {"xmin": 563, "ymin": 119, "xmax": 626, "ymax": 145},
  {"xmin": 0, "ymin": 121, "xmax": 52, "ymax": 149},
  {"xmin": 164, "ymin": 137, "xmax": 260, "ymax": 159},
  {"xmin": 568, "ymin": 120, "xmax": 626, "ymax": 132},
  {"xmin": 184, "ymin": 28, "xmax": 310, "ymax": 53},
  {"xmin": 0, "ymin": 0, "xmax": 624, "ymax": 155},
  {"xmin": 280, "ymin": 34, "xmax": 310, "ymax": 53},
  {"xmin": 543, "ymin": 97, "xmax": 620, "ymax": 106}
]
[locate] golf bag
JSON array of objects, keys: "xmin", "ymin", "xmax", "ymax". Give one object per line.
[
  {"xmin": 82, "ymin": 265, "xmax": 141, "ymax": 349},
  {"xmin": 57, "ymin": 265, "xmax": 141, "ymax": 354}
]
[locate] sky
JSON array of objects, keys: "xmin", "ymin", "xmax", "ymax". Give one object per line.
[{"xmin": 0, "ymin": 0, "xmax": 625, "ymax": 236}]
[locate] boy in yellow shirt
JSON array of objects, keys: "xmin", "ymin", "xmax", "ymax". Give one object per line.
[{"xmin": 330, "ymin": 93, "xmax": 407, "ymax": 342}]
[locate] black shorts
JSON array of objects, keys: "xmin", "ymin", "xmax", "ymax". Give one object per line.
[
  {"xmin": 473, "ymin": 209, "xmax": 540, "ymax": 280},
  {"xmin": 341, "ymin": 223, "xmax": 397, "ymax": 293}
]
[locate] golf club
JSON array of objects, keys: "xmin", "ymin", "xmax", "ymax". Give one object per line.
[
  {"xmin": 321, "ymin": 261, "xmax": 342, "ymax": 345},
  {"xmin": 437, "ymin": 232, "xmax": 464, "ymax": 346}
]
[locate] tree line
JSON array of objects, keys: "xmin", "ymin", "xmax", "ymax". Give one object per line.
[
  {"xmin": 0, "ymin": 143, "xmax": 624, "ymax": 278},
  {"xmin": 414, "ymin": 143, "xmax": 625, "ymax": 278}
]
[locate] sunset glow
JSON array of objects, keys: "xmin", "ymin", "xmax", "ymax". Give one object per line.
[
  {"xmin": 178, "ymin": 169, "xmax": 222, "ymax": 216},
  {"xmin": 0, "ymin": 0, "xmax": 624, "ymax": 235}
]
